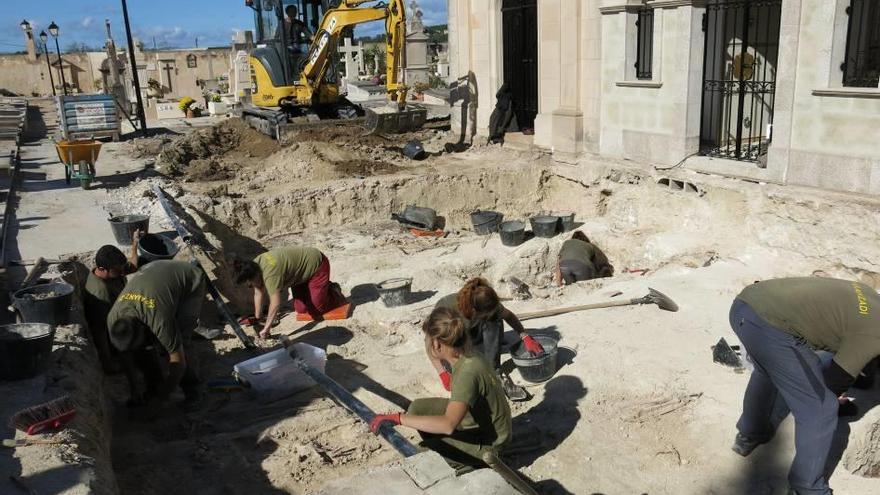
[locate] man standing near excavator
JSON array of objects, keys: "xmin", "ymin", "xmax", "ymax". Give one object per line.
[{"xmin": 728, "ymin": 277, "xmax": 880, "ymax": 495}]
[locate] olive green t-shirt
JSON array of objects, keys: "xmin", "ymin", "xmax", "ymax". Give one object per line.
[
  {"xmin": 450, "ymin": 354, "xmax": 512, "ymax": 447},
  {"xmin": 737, "ymin": 277, "xmax": 880, "ymax": 377},
  {"xmin": 559, "ymin": 239, "xmax": 597, "ymax": 266},
  {"xmin": 255, "ymin": 247, "xmax": 323, "ymax": 295},
  {"xmin": 107, "ymin": 260, "xmax": 204, "ymax": 353},
  {"xmin": 84, "ymin": 271, "xmax": 126, "ymax": 334}
]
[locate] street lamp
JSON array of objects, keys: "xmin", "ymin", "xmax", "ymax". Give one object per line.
[
  {"xmin": 39, "ymin": 31, "xmax": 57, "ymax": 96},
  {"xmin": 48, "ymin": 21, "xmax": 68, "ymax": 95}
]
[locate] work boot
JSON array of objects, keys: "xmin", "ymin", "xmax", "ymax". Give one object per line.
[{"xmin": 731, "ymin": 432, "xmax": 768, "ymax": 457}]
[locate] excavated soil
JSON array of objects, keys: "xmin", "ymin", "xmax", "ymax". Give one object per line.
[{"xmin": 95, "ymin": 120, "xmax": 880, "ymax": 494}]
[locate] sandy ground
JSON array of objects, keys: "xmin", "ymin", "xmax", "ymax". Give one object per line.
[
  {"xmin": 78, "ymin": 118, "xmax": 880, "ymax": 495},
  {"xmin": 7, "ymin": 113, "xmax": 879, "ymax": 494}
]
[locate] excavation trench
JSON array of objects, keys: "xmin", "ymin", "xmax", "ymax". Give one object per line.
[{"xmin": 91, "ymin": 122, "xmax": 880, "ymax": 494}]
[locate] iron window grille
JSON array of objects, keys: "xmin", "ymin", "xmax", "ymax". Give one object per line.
[
  {"xmin": 635, "ymin": 9, "xmax": 655, "ymax": 80},
  {"xmin": 842, "ymin": 0, "xmax": 880, "ymax": 87}
]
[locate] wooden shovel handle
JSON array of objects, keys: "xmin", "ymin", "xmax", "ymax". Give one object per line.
[{"xmin": 518, "ymin": 298, "xmax": 639, "ymax": 321}]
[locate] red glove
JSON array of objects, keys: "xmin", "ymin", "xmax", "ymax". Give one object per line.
[
  {"xmin": 369, "ymin": 412, "xmax": 401, "ymax": 434},
  {"xmin": 521, "ymin": 335, "xmax": 545, "ymax": 356},
  {"xmin": 239, "ymin": 316, "xmax": 258, "ymax": 326},
  {"xmin": 439, "ymin": 371, "xmax": 451, "ymax": 391}
]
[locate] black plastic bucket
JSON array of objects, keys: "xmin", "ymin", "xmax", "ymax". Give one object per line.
[
  {"xmin": 12, "ymin": 282, "xmax": 74, "ymax": 327},
  {"xmin": 554, "ymin": 212, "xmax": 575, "ymax": 232},
  {"xmin": 470, "ymin": 210, "xmax": 504, "ymax": 235},
  {"xmin": 0, "ymin": 323, "xmax": 55, "ymax": 380},
  {"xmin": 376, "ymin": 278, "xmax": 413, "ymax": 307},
  {"xmin": 512, "ymin": 335, "xmax": 559, "ymax": 383},
  {"xmin": 499, "ymin": 220, "xmax": 526, "ymax": 247},
  {"xmin": 109, "ymin": 215, "xmax": 149, "ymax": 245},
  {"xmin": 137, "ymin": 233, "xmax": 179, "ymax": 262},
  {"xmin": 530, "ymin": 215, "xmax": 559, "ymax": 238}
]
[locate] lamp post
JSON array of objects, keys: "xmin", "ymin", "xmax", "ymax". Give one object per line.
[
  {"xmin": 39, "ymin": 32, "xmax": 58, "ymax": 97},
  {"xmin": 48, "ymin": 22, "xmax": 68, "ymax": 96}
]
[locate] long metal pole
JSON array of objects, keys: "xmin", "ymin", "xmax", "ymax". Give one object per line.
[
  {"xmin": 42, "ymin": 44, "xmax": 57, "ymax": 96},
  {"xmin": 53, "ymin": 37, "xmax": 68, "ymax": 95},
  {"xmin": 290, "ymin": 350, "xmax": 420, "ymax": 458},
  {"xmin": 121, "ymin": 0, "xmax": 148, "ymax": 135}
]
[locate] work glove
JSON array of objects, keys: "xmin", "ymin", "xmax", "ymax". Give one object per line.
[
  {"xmin": 239, "ymin": 316, "xmax": 258, "ymax": 327},
  {"xmin": 439, "ymin": 371, "xmax": 451, "ymax": 391},
  {"xmin": 369, "ymin": 413, "xmax": 401, "ymax": 434},
  {"xmin": 521, "ymin": 335, "xmax": 545, "ymax": 356}
]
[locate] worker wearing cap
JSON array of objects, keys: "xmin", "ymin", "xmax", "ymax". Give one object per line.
[
  {"xmin": 83, "ymin": 232, "xmax": 142, "ymax": 374},
  {"xmin": 234, "ymin": 246, "xmax": 346, "ymax": 339},
  {"xmin": 729, "ymin": 277, "xmax": 880, "ymax": 495},
  {"xmin": 107, "ymin": 260, "xmax": 206, "ymax": 406},
  {"xmin": 555, "ymin": 231, "xmax": 613, "ymax": 286}
]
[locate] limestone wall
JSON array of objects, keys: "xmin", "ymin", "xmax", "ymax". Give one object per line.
[{"xmin": 0, "ymin": 52, "xmax": 100, "ymax": 96}]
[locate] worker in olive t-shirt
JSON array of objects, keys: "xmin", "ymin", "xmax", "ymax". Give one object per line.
[
  {"xmin": 107, "ymin": 260, "xmax": 206, "ymax": 405},
  {"xmin": 555, "ymin": 231, "xmax": 613, "ymax": 286},
  {"xmin": 728, "ymin": 277, "xmax": 880, "ymax": 495},
  {"xmin": 234, "ymin": 246, "xmax": 346, "ymax": 339}
]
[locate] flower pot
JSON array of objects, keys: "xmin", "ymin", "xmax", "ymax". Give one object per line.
[{"xmin": 208, "ymin": 101, "xmax": 228, "ymax": 116}]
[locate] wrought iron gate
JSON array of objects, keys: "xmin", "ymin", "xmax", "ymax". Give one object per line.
[
  {"xmin": 502, "ymin": 0, "xmax": 538, "ymax": 130},
  {"xmin": 699, "ymin": 0, "xmax": 781, "ymax": 162}
]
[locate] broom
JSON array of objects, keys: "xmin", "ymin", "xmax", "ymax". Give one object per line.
[{"xmin": 9, "ymin": 395, "xmax": 77, "ymax": 435}]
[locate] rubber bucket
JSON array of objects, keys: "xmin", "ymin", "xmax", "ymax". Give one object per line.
[
  {"xmin": 137, "ymin": 233, "xmax": 179, "ymax": 262},
  {"xmin": 512, "ymin": 335, "xmax": 559, "ymax": 383},
  {"xmin": 470, "ymin": 210, "xmax": 504, "ymax": 235},
  {"xmin": 376, "ymin": 278, "xmax": 413, "ymax": 308},
  {"xmin": 0, "ymin": 323, "xmax": 55, "ymax": 380},
  {"xmin": 499, "ymin": 220, "xmax": 526, "ymax": 247},
  {"xmin": 530, "ymin": 215, "xmax": 559, "ymax": 238},
  {"xmin": 12, "ymin": 282, "xmax": 75, "ymax": 327},
  {"xmin": 554, "ymin": 212, "xmax": 575, "ymax": 232},
  {"xmin": 109, "ymin": 215, "xmax": 149, "ymax": 245}
]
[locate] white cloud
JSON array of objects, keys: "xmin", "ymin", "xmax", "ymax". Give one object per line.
[{"xmin": 81, "ymin": 17, "xmax": 94, "ymax": 29}]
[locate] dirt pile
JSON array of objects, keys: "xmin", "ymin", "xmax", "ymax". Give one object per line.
[{"xmin": 158, "ymin": 119, "xmax": 279, "ymax": 180}]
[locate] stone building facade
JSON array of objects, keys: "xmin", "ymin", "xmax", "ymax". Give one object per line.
[{"xmin": 447, "ymin": 0, "xmax": 880, "ymax": 196}]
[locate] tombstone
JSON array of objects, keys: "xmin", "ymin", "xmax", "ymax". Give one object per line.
[
  {"xmin": 404, "ymin": 1, "xmax": 430, "ymax": 86},
  {"xmin": 339, "ymin": 37, "xmax": 365, "ymax": 79},
  {"xmin": 232, "ymin": 50, "xmax": 252, "ymax": 103},
  {"xmin": 436, "ymin": 49, "xmax": 450, "ymax": 79},
  {"xmin": 373, "ymin": 53, "xmax": 382, "ymax": 75}
]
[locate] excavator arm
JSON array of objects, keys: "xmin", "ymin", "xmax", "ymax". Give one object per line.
[{"xmin": 300, "ymin": 0, "xmax": 409, "ymax": 106}]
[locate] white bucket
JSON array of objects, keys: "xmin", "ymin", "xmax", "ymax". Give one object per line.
[{"xmin": 233, "ymin": 343, "xmax": 326, "ymax": 399}]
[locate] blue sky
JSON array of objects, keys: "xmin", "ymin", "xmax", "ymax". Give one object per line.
[{"xmin": 0, "ymin": 0, "xmax": 446, "ymax": 53}]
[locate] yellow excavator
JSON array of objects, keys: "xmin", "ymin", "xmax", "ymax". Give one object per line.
[{"xmin": 242, "ymin": 0, "xmax": 426, "ymax": 137}]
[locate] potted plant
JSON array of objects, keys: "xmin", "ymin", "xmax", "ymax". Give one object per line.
[
  {"xmin": 179, "ymin": 96, "xmax": 196, "ymax": 117},
  {"xmin": 208, "ymin": 93, "xmax": 228, "ymax": 116},
  {"xmin": 147, "ymin": 78, "xmax": 163, "ymax": 98},
  {"xmin": 189, "ymin": 101, "xmax": 204, "ymax": 118}
]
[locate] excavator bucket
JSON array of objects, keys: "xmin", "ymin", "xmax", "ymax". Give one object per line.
[{"xmin": 363, "ymin": 104, "xmax": 428, "ymax": 135}]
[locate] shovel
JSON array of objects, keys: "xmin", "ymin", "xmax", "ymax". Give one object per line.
[{"xmin": 517, "ymin": 288, "xmax": 679, "ymax": 321}]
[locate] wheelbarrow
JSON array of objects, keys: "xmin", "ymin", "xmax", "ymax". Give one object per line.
[{"xmin": 54, "ymin": 139, "xmax": 102, "ymax": 190}]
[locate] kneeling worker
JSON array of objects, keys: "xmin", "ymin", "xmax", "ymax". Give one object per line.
[
  {"xmin": 370, "ymin": 307, "xmax": 511, "ymax": 469},
  {"xmin": 234, "ymin": 246, "xmax": 346, "ymax": 339},
  {"xmin": 107, "ymin": 260, "xmax": 206, "ymax": 405},
  {"xmin": 729, "ymin": 277, "xmax": 880, "ymax": 495},
  {"xmin": 555, "ymin": 231, "xmax": 613, "ymax": 286}
]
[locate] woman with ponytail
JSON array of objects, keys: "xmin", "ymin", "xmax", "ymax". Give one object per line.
[
  {"xmin": 370, "ymin": 307, "xmax": 511, "ymax": 468},
  {"xmin": 435, "ymin": 277, "xmax": 543, "ymax": 399}
]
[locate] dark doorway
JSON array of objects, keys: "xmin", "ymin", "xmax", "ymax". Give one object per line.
[
  {"xmin": 502, "ymin": 0, "xmax": 538, "ymax": 130},
  {"xmin": 699, "ymin": 0, "xmax": 781, "ymax": 162}
]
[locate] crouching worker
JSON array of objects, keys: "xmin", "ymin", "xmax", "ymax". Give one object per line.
[
  {"xmin": 555, "ymin": 231, "xmax": 613, "ymax": 286},
  {"xmin": 729, "ymin": 277, "xmax": 880, "ymax": 495},
  {"xmin": 370, "ymin": 307, "xmax": 511, "ymax": 470},
  {"xmin": 436, "ymin": 278, "xmax": 543, "ymax": 399},
  {"xmin": 107, "ymin": 260, "xmax": 206, "ymax": 407},
  {"xmin": 233, "ymin": 246, "xmax": 346, "ymax": 339},
  {"xmin": 83, "ymin": 240, "xmax": 140, "ymax": 374}
]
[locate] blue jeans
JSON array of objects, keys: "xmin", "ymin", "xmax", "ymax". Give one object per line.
[{"xmin": 730, "ymin": 299, "xmax": 837, "ymax": 495}]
